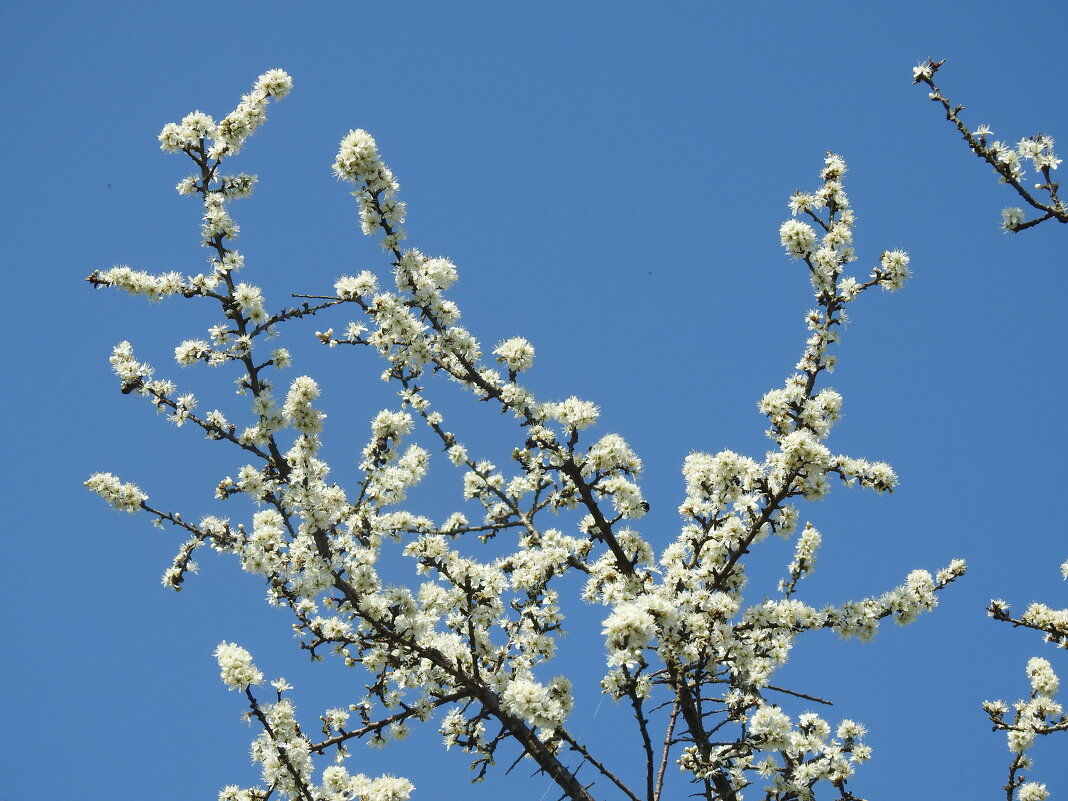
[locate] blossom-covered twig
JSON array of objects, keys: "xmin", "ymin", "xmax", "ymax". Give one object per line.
[
  {"xmin": 88, "ymin": 69, "xmax": 976, "ymax": 801},
  {"xmin": 912, "ymin": 58, "xmax": 1066, "ymax": 232}
]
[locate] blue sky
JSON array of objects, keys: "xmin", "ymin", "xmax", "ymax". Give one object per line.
[{"xmin": 3, "ymin": 2, "xmax": 1065, "ymax": 799}]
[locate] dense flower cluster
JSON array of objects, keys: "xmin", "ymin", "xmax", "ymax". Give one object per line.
[
  {"xmin": 85, "ymin": 472, "xmax": 146, "ymax": 513},
  {"xmin": 982, "ymin": 656, "xmax": 1065, "ymax": 801},
  {"xmin": 214, "ymin": 641, "xmax": 264, "ymax": 690},
  {"xmin": 333, "ymin": 129, "xmax": 407, "ymax": 250},
  {"xmin": 158, "ymin": 69, "xmax": 291, "ymax": 159}
]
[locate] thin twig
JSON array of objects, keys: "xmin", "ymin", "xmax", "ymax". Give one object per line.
[
  {"xmin": 654, "ymin": 701, "xmax": 680, "ymax": 801},
  {"xmin": 765, "ymin": 684, "xmax": 833, "ymax": 706}
]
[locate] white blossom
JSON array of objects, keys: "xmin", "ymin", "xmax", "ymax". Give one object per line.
[
  {"xmin": 494, "ymin": 337, "xmax": 536, "ymax": 372},
  {"xmin": 1003, "ymin": 206, "xmax": 1025, "ymax": 231},
  {"xmin": 214, "ymin": 642, "xmax": 264, "ymax": 690},
  {"xmin": 85, "ymin": 472, "xmax": 146, "ymax": 512},
  {"xmin": 779, "ymin": 219, "xmax": 817, "ymax": 258}
]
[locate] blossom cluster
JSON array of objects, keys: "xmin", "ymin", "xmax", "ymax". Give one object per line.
[
  {"xmin": 85, "ymin": 472, "xmax": 146, "ymax": 513},
  {"xmin": 158, "ymin": 69, "xmax": 291, "ymax": 159},
  {"xmin": 214, "ymin": 641, "xmax": 264, "ymax": 690},
  {"xmin": 743, "ymin": 710, "xmax": 872, "ymax": 794},
  {"xmin": 333, "ymin": 129, "xmax": 407, "ymax": 250},
  {"xmin": 982, "ymin": 657, "xmax": 1065, "ymax": 801}
]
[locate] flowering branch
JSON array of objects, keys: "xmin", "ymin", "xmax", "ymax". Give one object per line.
[
  {"xmin": 87, "ymin": 68, "xmax": 978, "ymax": 801},
  {"xmin": 912, "ymin": 58, "xmax": 1066, "ymax": 232}
]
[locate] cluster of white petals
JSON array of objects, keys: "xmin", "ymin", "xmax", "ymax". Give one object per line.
[
  {"xmin": 214, "ymin": 641, "xmax": 264, "ymax": 690},
  {"xmin": 283, "ymin": 376, "xmax": 324, "ymax": 435},
  {"xmin": 1018, "ymin": 783, "xmax": 1051, "ymax": 801},
  {"xmin": 333, "ymin": 129, "xmax": 407, "ymax": 250},
  {"xmin": 779, "ymin": 219, "xmax": 816, "ymax": 258},
  {"xmin": 501, "ymin": 674, "xmax": 572, "ymax": 731},
  {"xmin": 549, "ymin": 396, "xmax": 600, "ymax": 431},
  {"xmin": 85, "ymin": 472, "xmax": 146, "ymax": 513},
  {"xmin": 494, "ymin": 336, "xmax": 536, "ymax": 372},
  {"xmin": 982, "ymin": 133, "xmax": 1062, "ymax": 190},
  {"xmin": 157, "ymin": 70, "xmax": 290, "ymax": 162},
  {"xmin": 89, "ymin": 265, "xmax": 201, "ymax": 300},
  {"xmin": 334, "ymin": 270, "xmax": 379, "ymax": 299},
  {"xmin": 981, "ymin": 656, "xmax": 1065, "ymax": 800}
]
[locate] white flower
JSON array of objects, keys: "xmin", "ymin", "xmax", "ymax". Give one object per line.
[
  {"xmin": 501, "ymin": 676, "xmax": 566, "ymax": 730},
  {"xmin": 876, "ymin": 249, "xmax": 910, "ymax": 290},
  {"xmin": 749, "ymin": 705, "xmax": 793, "ymax": 751},
  {"xmin": 214, "ymin": 642, "xmax": 264, "ymax": 690},
  {"xmin": 1002, "ymin": 206, "xmax": 1025, "ymax": 231},
  {"xmin": 602, "ymin": 601, "xmax": 656, "ymax": 667},
  {"xmin": 550, "ymin": 396, "xmax": 599, "ymax": 430},
  {"xmin": 335, "ymin": 271, "xmax": 379, "ymax": 299},
  {"xmin": 362, "ymin": 776, "xmax": 414, "ymax": 801},
  {"xmin": 1026, "ymin": 657, "xmax": 1059, "ymax": 697},
  {"xmin": 175, "ymin": 339, "xmax": 211, "ymax": 366},
  {"xmin": 183, "ymin": 109, "xmax": 216, "ymax": 136},
  {"xmin": 447, "ymin": 444, "xmax": 468, "ymax": 466},
  {"xmin": 254, "ymin": 68, "xmax": 292, "ymax": 99},
  {"xmin": 912, "ymin": 60, "xmax": 935, "ymax": 81},
  {"xmin": 779, "ymin": 219, "xmax": 816, "ymax": 258},
  {"xmin": 836, "ymin": 719, "xmax": 866, "ymax": 741},
  {"xmin": 1008, "ymin": 728, "xmax": 1035, "ymax": 753},
  {"xmin": 494, "ymin": 337, "xmax": 536, "ymax": 372},
  {"xmin": 233, "ymin": 283, "xmax": 265, "ymax": 313},
  {"xmin": 271, "ymin": 348, "xmax": 291, "ymax": 369},
  {"xmin": 283, "ymin": 376, "xmax": 325, "ymax": 434},
  {"xmin": 371, "ymin": 410, "xmax": 413, "ymax": 440},
  {"xmin": 1018, "ymin": 782, "xmax": 1050, "ymax": 801},
  {"xmin": 85, "ymin": 473, "xmax": 146, "ymax": 513},
  {"xmin": 333, "ymin": 129, "xmax": 382, "ymax": 182}
]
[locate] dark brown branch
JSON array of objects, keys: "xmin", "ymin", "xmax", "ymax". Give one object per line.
[
  {"xmin": 557, "ymin": 729, "xmax": 643, "ymax": 801},
  {"xmin": 764, "ymin": 685, "xmax": 833, "ymax": 707},
  {"xmin": 654, "ymin": 701, "xmax": 679, "ymax": 801}
]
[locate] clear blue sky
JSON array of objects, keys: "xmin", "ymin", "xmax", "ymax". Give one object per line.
[{"xmin": 3, "ymin": 2, "xmax": 1065, "ymax": 799}]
